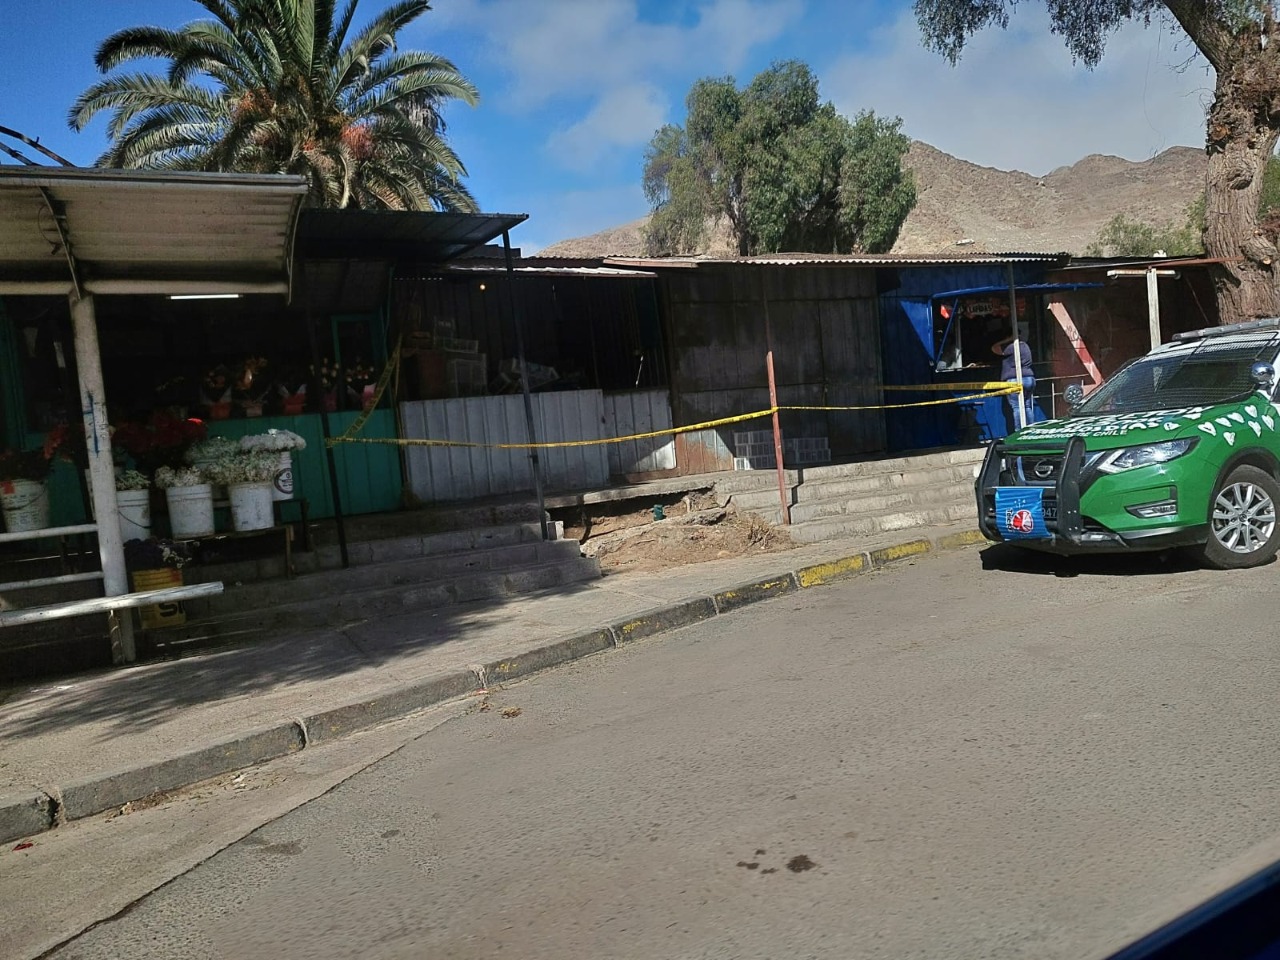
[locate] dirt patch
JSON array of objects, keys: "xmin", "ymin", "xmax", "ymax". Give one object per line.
[{"xmin": 557, "ymin": 492, "xmax": 794, "ymax": 574}]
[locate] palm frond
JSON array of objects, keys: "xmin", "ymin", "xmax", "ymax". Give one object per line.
[
  {"xmin": 94, "ymin": 27, "xmax": 193, "ymax": 71},
  {"xmin": 327, "ymin": 0, "xmax": 361, "ymax": 62},
  {"xmin": 338, "ymin": 0, "xmax": 430, "ymax": 71}
]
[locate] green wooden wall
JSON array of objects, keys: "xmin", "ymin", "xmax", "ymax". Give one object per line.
[{"xmin": 205, "ymin": 411, "xmax": 402, "ymax": 519}]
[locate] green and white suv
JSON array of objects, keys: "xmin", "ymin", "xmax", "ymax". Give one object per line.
[{"xmin": 975, "ymin": 318, "xmax": 1280, "ymax": 569}]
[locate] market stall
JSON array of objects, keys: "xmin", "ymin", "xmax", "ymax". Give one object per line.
[{"xmin": 0, "ymin": 166, "xmax": 309, "ymax": 663}]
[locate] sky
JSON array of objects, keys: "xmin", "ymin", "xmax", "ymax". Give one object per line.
[{"xmin": 0, "ymin": 0, "xmax": 1216, "ymax": 253}]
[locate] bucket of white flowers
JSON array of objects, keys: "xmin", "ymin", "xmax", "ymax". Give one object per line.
[
  {"xmin": 155, "ymin": 465, "xmax": 215, "ymax": 538},
  {"xmin": 240, "ymin": 429, "xmax": 307, "ymax": 501},
  {"xmin": 204, "ymin": 451, "xmax": 279, "ymax": 531}
]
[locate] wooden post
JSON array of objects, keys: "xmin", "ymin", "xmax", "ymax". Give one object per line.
[
  {"xmin": 1106, "ymin": 267, "xmax": 1178, "ymax": 352},
  {"xmin": 1147, "ymin": 267, "xmax": 1161, "ymax": 350},
  {"xmin": 69, "ymin": 292, "xmax": 135, "ymax": 663},
  {"xmin": 760, "ymin": 272, "xmax": 790, "ymax": 525}
]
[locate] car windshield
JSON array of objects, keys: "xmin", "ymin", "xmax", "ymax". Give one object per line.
[{"xmin": 1073, "ymin": 339, "xmax": 1278, "ymax": 416}]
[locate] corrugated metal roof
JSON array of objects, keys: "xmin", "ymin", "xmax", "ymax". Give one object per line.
[
  {"xmin": 0, "ymin": 166, "xmax": 309, "ymax": 295},
  {"xmin": 440, "ymin": 263, "xmax": 657, "ymax": 278},
  {"xmin": 603, "ymin": 252, "xmax": 1069, "ymax": 269},
  {"xmin": 296, "ymin": 209, "xmax": 528, "ymax": 263}
]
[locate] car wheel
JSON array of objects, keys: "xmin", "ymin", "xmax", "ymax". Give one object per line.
[{"xmin": 1200, "ymin": 465, "xmax": 1280, "ymax": 570}]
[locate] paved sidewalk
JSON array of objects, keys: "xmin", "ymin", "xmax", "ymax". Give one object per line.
[{"xmin": 0, "ymin": 522, "xmax": 987, "ymax": 842}]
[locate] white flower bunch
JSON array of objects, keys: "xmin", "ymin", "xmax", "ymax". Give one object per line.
[
  {"xmin": 240, "ymin": 429, "xmax": 307, "ymax": 453},
  {"xmin": 184, "ymin": 436, "xmax": 240, "ymax": 464},
  {"xmin": 203, "ymin": 451, "xmax": 278, "ymax": 486},
  {"xmin": 154, "ymin": 465, "xmax": 206, "ymax": 489},
  {"xmin": 114, "ymin": 469, "xmax": 151, "ymax": 491}
]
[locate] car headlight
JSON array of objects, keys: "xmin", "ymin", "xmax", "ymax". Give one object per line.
[{"xmin": 1096, "ymin": 439, "xmax": 1197, "ymax": 474}]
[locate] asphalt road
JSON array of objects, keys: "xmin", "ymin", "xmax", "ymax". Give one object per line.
[{"xmin": 37, "ymin": 545, "xmax": 1280, "ymax": 959}]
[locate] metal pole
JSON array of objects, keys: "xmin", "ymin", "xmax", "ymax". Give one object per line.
[
  {"xmin": 760, "ymin": 271, "xmax": 790, "ymax": 525},
  {"xmin": 306, "ymin": 294, "xmax": 349, "ymax": 568},
  {"xmin": 69, "ymin": 292, "xmax": 135, "ymax": 663},
  {"xmin": 503, "ymin": 231, "xmax": 548, "ymax": 541},
  {"xmin": 1007, "ymin": 264, "xmax": 1025, "ymax": 430},
  {"xmin": 1146, "ymin": 266, "xmax": 1161, "ymax": 349}
]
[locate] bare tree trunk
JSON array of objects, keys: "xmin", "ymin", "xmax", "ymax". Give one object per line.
[{"xmin": 1202, "ymin": 22, "xmax": 1280, "ymax": 323}]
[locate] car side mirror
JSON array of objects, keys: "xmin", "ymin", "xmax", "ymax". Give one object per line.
[
  {"xmin": 1251, "ymin": 362, "xmax": 1275, "ymax": 390},
  {"xmin": 1063, "ymin": 383, "xmax": 1085, "ymax": 409}
]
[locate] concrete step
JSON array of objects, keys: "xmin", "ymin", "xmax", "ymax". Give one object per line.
[
  {"xmin": 745, "ymin": 483, "xmax": 970, "ymax": 527},
  {"xmin": 186, "ymin": 522, "xmax": 551, "ymax": 584},
  {"xmin": 726, "ymin": 462, "xmax": 979, "ymax": 512},
  {"xmin": 142, "ymin": 554, "xmax": 602, "ymax": 657},
  {"xmin": 183, "ymin": 537, "xmax": 586, "ymax": 618},
  {"xmin": 784, "ymin": 501, "xmax": 978, "ymax": 544},
  {"xmin": 788, "ymin": 485, "xmax": 971, "ymax": 526},
  {"xmin": 310, "ymin": 501, "xmax": 542, "ymax": 545},
  {"xmin": 712, "ymin": 446, "xmax": 986, "ymax": 495}
]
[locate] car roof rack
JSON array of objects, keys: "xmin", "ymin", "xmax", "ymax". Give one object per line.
[{"xmin": 1173, "ymin": 317, "xmax": 1280, "ymax": 342}]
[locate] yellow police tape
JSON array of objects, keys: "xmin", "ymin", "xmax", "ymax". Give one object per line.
[{"xmin": 326, "ymin": 382, "xmax": 1020, "ymax": 450}]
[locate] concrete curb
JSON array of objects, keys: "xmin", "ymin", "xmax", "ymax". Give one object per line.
[{"xmin": 0, "ymin": 526, "xmax": 985, "ymax": 844}]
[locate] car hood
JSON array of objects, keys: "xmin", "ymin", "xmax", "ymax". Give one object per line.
[{"xmin": 1008, "ymin": 396, "xmax": 1279, "ymax": 451}]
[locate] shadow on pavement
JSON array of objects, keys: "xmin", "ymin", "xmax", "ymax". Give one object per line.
[
  {"xmin": 0, "ymin": 576, "xmax": 598, "ymax": 742},
  {"xmin": 977, "ymin": 542, "xmax": 1259, "ymax": 578}
]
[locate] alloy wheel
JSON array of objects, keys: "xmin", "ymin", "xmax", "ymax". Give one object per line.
[{"xmin": 1212, "ymin": 482, "xmax": 1277, "ymax": 554}]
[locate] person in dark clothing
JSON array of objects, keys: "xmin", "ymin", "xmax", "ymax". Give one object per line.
[{"xmin": 991, "ymin": 329, "xmax": 1037, "ymax": 429}]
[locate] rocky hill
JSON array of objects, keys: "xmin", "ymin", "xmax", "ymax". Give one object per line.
[{"xmin": 535, "ymin": 141, "xmax": 1207, "ymax": 258}]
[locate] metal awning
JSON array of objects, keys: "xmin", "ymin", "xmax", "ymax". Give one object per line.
[
  {"xmin": 928, "ymin": 282, "xmax": 1105, "ymax": 303},
  {"xmin": 0, "ymin": 167, "xmax": 309, "ymax": 296},
  {"xmin": 296, "ymin": 209, "xmax": 529, "ymax": 262}
]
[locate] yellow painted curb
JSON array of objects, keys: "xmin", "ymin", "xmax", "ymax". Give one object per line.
[
  {"xmin": 868, "ymin": 539, "xmax": 932, "ymax": 567},
  {"xmin": 795, "ymin": 554, "xmax": 869, "ymax": 588},
  {"xmin": 936, "ymin": 529, "xmax": 987, "ymax": 551}
]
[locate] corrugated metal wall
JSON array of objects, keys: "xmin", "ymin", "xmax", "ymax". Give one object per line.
[
  {"xmin": 663, "ymin": 265, "xmax": 885, "ymax": 471},
  {"xmin": 393, "ymin": 275, "xmax": 667, "ymax": 393},
  {"xmin": 602, "ymin": 390, "xmax": 676, "ymax": 475},
  {"xmin": 400, "ymin": 391, "xmax": 609, "ymax": 502}
]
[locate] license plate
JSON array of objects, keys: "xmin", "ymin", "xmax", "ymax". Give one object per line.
[
  {"xmin": 995, "ymin": 487, "xmax": 1050, "ymax": 539},
  {"xmin": 1043, "ymin": 501, "xmax": 1058, "ymax": 522}
]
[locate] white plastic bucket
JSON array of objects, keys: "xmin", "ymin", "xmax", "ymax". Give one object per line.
[
  {"xmin": 0, "ymin": 479, "xmax": 50, "ymax": 533},
  {"xmin": 229, "ymin": 482, "xmax": 274, "ymax": 531},
  {"xmin": 166, "ymin": 483, "xmax": 215, "ymax": 538},
  {"xmin": 116, "ymin": 488, "xmax": 152, "ymax": 543},
  {"xmin": 272, "ymin": 451, "xmax": 294, "ymax": 501}
]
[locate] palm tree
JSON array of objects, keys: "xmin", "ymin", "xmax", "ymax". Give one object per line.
[{"xmin": 69, "ymin": 0, "xmax": 480, "ymax": 212}]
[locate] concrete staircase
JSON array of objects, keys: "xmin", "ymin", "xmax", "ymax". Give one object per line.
[
  {"xmin": 143, "ymin": 506, "xmax": 601, "ymax": 656},
  {"xmin": 717, "ymin": 447, "xmax": 986, "ymax": 544}
]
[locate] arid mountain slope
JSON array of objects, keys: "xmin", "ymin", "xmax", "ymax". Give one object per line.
[{"xmin": 536, "ymin": 141, "xmax": 1207, "ymax": 258}]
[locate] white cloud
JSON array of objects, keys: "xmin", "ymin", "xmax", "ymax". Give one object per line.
[
  {"xmin": 547, "ymin": 83, "xmax": 669, "ymax": 172},
  {"xmin": 433, "ymin": 0, "xmax": 803, "ymax": 109},
  {"xmin": 824, "ymin": 6, "xmax": 1214, "ymax": 175}
]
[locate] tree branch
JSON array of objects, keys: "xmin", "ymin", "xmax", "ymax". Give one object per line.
[{"xmin": 1162, "ymin": 0, "xmax": 1234, "ymax": 70}]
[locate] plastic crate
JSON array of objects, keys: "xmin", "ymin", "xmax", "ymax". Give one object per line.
[{"xmin": 447, "ymin": 356, "xmax": 488, "ymax": 397}]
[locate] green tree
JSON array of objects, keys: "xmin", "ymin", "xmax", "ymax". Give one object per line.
[
  {"xmin": 1086, "ymin": 200, "xmax": 1205, "ymax": 257},
  {"xmin": 69, "ymin": 0, "xmax": 479, "ymax": 211},
  {"xmin": 642, "ymin": 61, "xmax": 916, "ymax": 257},
  {"xmin": 914, "ymin": 1, "xmax": 1280, "ymax": 323}
]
